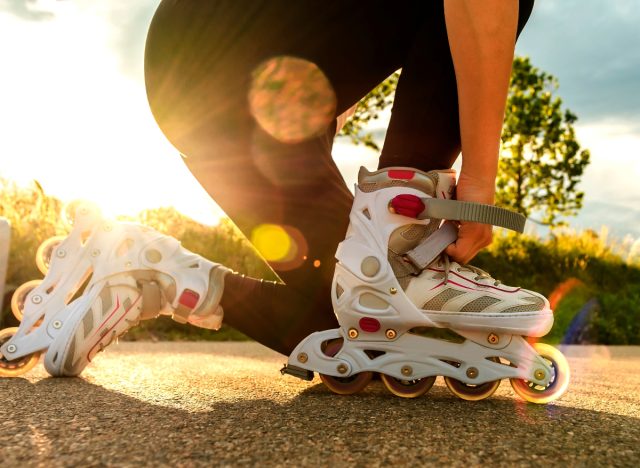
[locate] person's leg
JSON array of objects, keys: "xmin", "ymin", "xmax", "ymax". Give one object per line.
[
  {"xmin": 378, "ymin": 0, "xmax": 534, "ymax": 171},
  {"xmin": 144, "ymin": 0, "xmax": 430, "ymax": 353}
]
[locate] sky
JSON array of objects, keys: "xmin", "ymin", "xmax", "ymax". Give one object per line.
[{"xmin": 0, "ymin": 0, "xmax": 638, "ymax": 239}]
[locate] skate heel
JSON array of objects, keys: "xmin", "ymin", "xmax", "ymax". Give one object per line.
[{"xmin": 280, "ymin": 364, "xmax": 314, "ymax": 381}]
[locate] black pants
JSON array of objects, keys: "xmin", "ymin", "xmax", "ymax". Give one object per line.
[{"xmin": 145, "ymin": 0, "xmax": 534, "ymax": 354}]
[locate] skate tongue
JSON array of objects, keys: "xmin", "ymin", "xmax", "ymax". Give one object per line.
[
  {"xmin": 435, "ymin": 170, "xmax": 456, "ymax": 200},
  {"xmin": 404, "ymin": 222, "xmax": 458, "ymax": 270}
]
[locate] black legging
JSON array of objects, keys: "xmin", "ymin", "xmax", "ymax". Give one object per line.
[{"xmin": 144, "ymin": 0, "xmax": 534, "ymax": 354}]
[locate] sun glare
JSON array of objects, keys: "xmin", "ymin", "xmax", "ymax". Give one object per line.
[{"xmin": 0, "ymin": 2, "xmax": 223, "ymax": 226}]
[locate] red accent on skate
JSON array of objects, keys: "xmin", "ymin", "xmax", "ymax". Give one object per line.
[
  {"xmin": 179, "ymin": 289, "xmax": 200, "ymax": 309},
  {"xmin": 92, "ymin": 296, "xmax": 121, "ymax": 338},
  {"xmin": 359, "ymin": 317, "xmax": 381, "ymax": 333},
  {"xmin": 388, "ymin": 170, "xmax": 415, "ymax": 180},
  {"xmin": 391, "ymin": 194, "xmax": 425, "ymax": 218},
  {"xmin": 87, "ymin": 294, "xmax": 141, "ymax": 362}
]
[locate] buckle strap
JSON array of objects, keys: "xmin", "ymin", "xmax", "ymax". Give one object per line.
[
  {"xmin": 391, "ymin": 195, "xmax": 526, "ymax": 233},
  {"xmin": 417, "ymin": 198, "xmax": 526, "ymax": 233},
  {"xmin": 405, "ymin": 222, "xmax": 458, "ymax": 270}
]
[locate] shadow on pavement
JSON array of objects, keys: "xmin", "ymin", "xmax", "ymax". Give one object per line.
[{"xmin": 0, "ymin": 375, "xmax": 638, "ymax": 466}]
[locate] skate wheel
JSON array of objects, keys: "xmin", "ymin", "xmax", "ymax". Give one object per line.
[
  {"xmin": 61, "ymin": 200, "xmax": 100, "ymax": 229},
  {"xmin": 444, "ymin": 376, "xmax": 501, "ymax": 401},
  {"xmin": 318, "ymin": 338, "xmax": 373, "ymax": 395},
  {"xmin": 380, "ymin": 373, "xmax": 436, "ymax": 398},
  {"xmin": 11, "ymin": 280, "xmax": 43, "ymax": 322},
  {"xmin": 510, "ymin": 343, "xmax": 570, "ymax": 404},
  {"xmin": 36, "ymin": 236, "xmax": 66, "ymax": 275},
  {"xmin": 0, "ymin": 328, "xmax": 41, "ymax": 377},
  {"xmin": 320, "ymin": 372, "xmax": 374, "ymax": 395},
  {"xmin": 444, "ymin": 357, "xmax": 501, "ymax": 401}
]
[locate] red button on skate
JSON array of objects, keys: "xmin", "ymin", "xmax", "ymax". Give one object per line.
[
  {"xmin": 359, "ymin": 317, "xmax": 381, "ymax": 333},
  {"xmin": 178, "ymin": 289, "xmax": 200, "ymax": 309},
  {"xmin": 388, "ymin": 170, "xmax": 415, "ymax": 180},
  {"xmin": 391, "ymin": 194, "xmax": 425, "ymax": 218}
]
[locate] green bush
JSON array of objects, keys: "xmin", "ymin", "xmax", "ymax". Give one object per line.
[{"xmin": 474, "ymin": 229, "xmax": 640, "ymax": 344}]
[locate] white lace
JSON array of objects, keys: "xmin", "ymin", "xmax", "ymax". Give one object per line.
[{"xmin": 438, "ymin": 254, "xmax": 501, "ymax": 287}]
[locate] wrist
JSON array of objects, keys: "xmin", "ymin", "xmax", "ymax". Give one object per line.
[{"xmin": 456, "ymin": 172, "xmax": 496, "ymax": 205}]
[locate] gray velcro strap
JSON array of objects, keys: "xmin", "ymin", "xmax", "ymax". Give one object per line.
[
  {"xmin": 139, "ymin": 280, "xmax": 163, "ymax": 321},
  {"xmin": 418, "ymin": 199, "xmax": 526, "ymax": 233},
  {"xmin": 405, "ymin": 222, "xmax": 458, "ymax": 270}
]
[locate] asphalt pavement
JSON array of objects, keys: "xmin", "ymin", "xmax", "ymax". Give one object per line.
[{"xmin": 1, "ymin": 343, "xmax": 638, "ymax": 466}]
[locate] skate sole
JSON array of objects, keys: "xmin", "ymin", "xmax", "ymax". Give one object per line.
[{"xmin": 423, "ymin": 309, "xmax": 553, "ymax": 337}]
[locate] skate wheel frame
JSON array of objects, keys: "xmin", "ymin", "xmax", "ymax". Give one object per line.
[
  {"xmin": 319, "ymin": 339, "xmax": 373, "ymax": 395},
  {"xmin": 11, "ymin": 280, "xmax": 43, "ymax": 322},
  {"xmin": 510, "ymin": 343, "xmax": 570, "ymax": 404},
  {"xmin": 0, "ymin": 328, "xmax": 41, "ymax": 377}
]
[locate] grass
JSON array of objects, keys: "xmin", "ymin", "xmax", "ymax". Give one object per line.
[{"xmin": 2, "ymin": 178, "xmax": 639, "ymax": 344}]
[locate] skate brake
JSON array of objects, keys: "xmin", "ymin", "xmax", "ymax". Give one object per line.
[{"xmin": 280, "ymin": 364, "xmax": 314, "ymax": 381}]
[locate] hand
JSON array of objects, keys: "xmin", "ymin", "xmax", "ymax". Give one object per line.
[{"xmin": 445, "ymin": 173, "xmax": 496, "ymax": 264}]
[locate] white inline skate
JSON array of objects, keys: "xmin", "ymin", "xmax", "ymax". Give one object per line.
[
  {"xmin": 0, "ymin": 203, "xmax": 229, "ymax": 377},
  {"xmin": 282, "ymin": 167, "xmax": 570, "ymax": 404}
]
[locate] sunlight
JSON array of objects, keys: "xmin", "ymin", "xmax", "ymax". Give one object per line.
[{"xmin": 0, "ymin": 2, "xmax": 223, "ymax": 226}]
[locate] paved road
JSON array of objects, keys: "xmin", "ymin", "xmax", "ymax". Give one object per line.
[{"xmin": 1, "ymin": 343, "xmax": 638, "ymax": 466}]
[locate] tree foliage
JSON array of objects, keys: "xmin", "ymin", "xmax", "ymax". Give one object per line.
[
  {"xmin": 499, "ymin": 57, "xmax": 590, "ymax": 225},
  {"xmin": 338, "ymin": 71, "xmax": 399, "ymax": 150},
  {"xmin": 338, "ymin": 57, "xmax": 590, "ymax": 226}
]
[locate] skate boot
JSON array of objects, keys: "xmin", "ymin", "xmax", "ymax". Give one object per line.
[
  {"xmin": 282, "ymin": 167, "xmax": 569, "ymax": 404},
  {"xmin": 0, "ymin": 203, "xmax": 230, "ymax": 377}
]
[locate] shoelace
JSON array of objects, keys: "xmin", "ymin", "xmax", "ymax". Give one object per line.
[{"xmin": 438, "ymin": 254, "xmax": 501, "ymax": 287}]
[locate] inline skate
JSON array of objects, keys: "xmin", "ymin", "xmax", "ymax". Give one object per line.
[
  {"xmin": 282, "ymin": 167, "xmax": 569, "ymax": 404},
  {"xmin": 0, "ymin": 203, "xmax": 229, "ymax": 377}
]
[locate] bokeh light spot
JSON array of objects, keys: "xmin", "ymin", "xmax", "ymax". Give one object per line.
[
  {"xmin": 251, "ymin": 224, "xmax": 292, "ymax": 262},
  {"xmin": 313, "ymin": 259, "xmax": 321, "ymax": 268},
  {"xmin": 248, "ymin": 56, "xmax": 337, "ymax": 143}
]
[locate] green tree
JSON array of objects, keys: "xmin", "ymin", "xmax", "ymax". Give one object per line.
[
  {"xmin": 338, "ymin": 71, "xmax": 399, "ymax": 150},
  {"xmin": 499, "ymin": 57, "xmax": 590, "ymax": 225},
  {"xmin": 338, "ymin": 57, "xmax": 590, "ymax": 226}
]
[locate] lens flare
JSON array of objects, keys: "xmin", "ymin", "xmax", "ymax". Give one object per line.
[
  {"xmin": 248, "ymin": 56, "xmax": 336, "ymax": 143},
  {"xmin": 251, "ymin": 224, "xmax": 292, "ymax": 262},
  {"xmin": 548, "ymin": 278, "xmax": 583, "ymax": 310},
  {"xmin": 250, "ymin": 223, "xmax": 309, "ymax": 271}
]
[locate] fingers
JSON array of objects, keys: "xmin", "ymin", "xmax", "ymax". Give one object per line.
[{"xmin": 445, "ymin": 222, "xmax": 493, "ymax": 264}]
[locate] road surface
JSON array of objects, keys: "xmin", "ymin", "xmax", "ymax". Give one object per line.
[{"xmin": 1, "ymin": 343, "xmax": 638, "ymax": 466}]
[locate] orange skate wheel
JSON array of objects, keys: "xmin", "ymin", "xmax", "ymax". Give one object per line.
[
  {"xmin": 36, "ymin": 236, "xmax": 66, "ymax": 275},
  {"xmin": 0, "ymin": 327, "xmax": 41, "ymax": 377},
  {"xmin": 11, "ymin": 280, "xmax": 43, "ymax": 322},
  {"xmin": 510, "ymin": 343, "xmax": 570, "ymax": 404}
]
